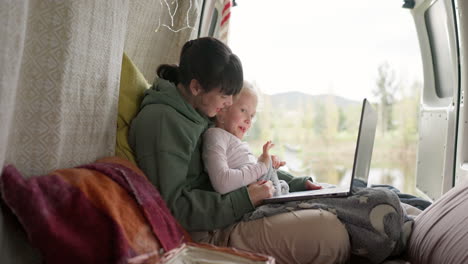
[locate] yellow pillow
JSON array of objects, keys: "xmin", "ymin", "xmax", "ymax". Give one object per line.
[{"xmin": 116, "ymin": 53, "xmax": 150, "ymax": 164}]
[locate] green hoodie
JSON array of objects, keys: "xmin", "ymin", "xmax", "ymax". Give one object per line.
[{"xmin": 129, "ymin": 78, "xmax": 310, "ymax": 231}]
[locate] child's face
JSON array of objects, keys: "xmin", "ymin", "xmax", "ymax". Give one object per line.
[{"xmin": 217, "ymin": 90, "xmax": 257, "ymax": 140}]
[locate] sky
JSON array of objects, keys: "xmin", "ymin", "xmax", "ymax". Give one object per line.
[{"xmin": 228, "ymin": 0, "xmax": 424, "ymax": 101}]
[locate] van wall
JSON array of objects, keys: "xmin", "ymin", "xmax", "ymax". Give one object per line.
[{"xmin": 124, "ymin": 0, "xmax": 201, "ymax": 81}]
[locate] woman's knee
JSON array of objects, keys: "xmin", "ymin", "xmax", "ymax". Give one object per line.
[
  {"xmin": 281, "ymin": 209, "xmax": 350, "ymax": 263},
  {"xmin": 228, "ymin": 209, "xmax": 350, "ymax": 264}
]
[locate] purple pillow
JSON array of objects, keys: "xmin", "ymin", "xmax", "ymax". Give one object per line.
[{"xmin": 408, "ymin": 179, "xmax": 468, "ymax": 264}]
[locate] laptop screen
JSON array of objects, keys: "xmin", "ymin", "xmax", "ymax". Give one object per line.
[
  {"xmin": 351, "ymin": 98, "xmax": 377, "ymax": 188},
  {"xmin": 262, "ymin": 98, "xmax": 378, "ymax": 204}
]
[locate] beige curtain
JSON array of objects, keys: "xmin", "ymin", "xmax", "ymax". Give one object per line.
[
  {"xmin": 0, "ymin": 0, "xmax": 200, "ymax": 177},
  {"xmin": 0, "ymin": 0, "xmax": 202, "ymax": 262},
  {"xmin": 1, "ymin": 0, "xmax": 130, "ymax": 176},
  {"xmin": 0, "ymin": 1, "xmax": 26, "ymax": 178}
]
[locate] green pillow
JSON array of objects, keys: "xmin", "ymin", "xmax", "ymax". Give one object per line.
[{"xmin": 116, "ymin": 53, "xmax": 150, "ymax": 164}]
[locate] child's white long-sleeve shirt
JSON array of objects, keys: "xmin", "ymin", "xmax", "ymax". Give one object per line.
[{"xmin": 202, "ymin": 128, "xmax": 268, "ymax": 194}]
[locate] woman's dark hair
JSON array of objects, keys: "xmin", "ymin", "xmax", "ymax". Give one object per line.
[{"xmin": 157, "ymin": 37, "xmax": 243, "ymax": 95}]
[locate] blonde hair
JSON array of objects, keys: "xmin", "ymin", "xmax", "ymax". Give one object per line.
[
  {"xmin": 235, "ymin": 80, "xmax": 258, "ymax": 101},
  {"xmin": 237, "ymin": 80, "xmax": 264, "ymax": 114}
]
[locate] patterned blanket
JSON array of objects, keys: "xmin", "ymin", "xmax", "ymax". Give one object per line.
[
  {"xmin": 244, "ymin": 186, "xmax": 414, "ymax": 264},
  {"xmin": 0, "ymin": 157, "xmax": 189, "ymax": 264}
]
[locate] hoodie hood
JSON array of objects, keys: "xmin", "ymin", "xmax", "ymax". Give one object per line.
[{"xmin": 140, "ymin": 78, "xmax": 208, "ymax": 124}]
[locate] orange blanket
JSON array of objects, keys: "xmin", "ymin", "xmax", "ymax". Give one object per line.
[{"xmin": 0, "ymin": 157, "xmax": 189, "ymax": 264}]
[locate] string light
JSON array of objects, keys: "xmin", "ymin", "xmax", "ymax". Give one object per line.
[{"xmin": 155, "ymin": 0, "xmax": 196, "ymax": 33}]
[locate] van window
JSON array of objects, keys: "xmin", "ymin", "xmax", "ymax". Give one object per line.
[
  {"xmin": 208, "ymin": 8, "xmax": 219, "ymax": 37},
  {"xmin": 229, "ymin": 0, "xmax": 423, "ymax": 195}
]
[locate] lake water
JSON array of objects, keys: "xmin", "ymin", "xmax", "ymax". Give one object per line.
[{"xmin": 282, "ymin": 146, "xmax": 417, "ymax": 195}]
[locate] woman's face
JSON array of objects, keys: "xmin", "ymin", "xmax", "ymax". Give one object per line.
[
  {"xmin": 216, "ymin": 90, "xmax": 257, "ymax": 140},
  {"xmin": 196, "ymin": 87, "xmax": 233, "ymax": 118}
]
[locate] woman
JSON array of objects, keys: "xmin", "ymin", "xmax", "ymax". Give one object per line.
[{"xmin": 129, "ymin": 37, "xmax": 350, "ymax": 264}]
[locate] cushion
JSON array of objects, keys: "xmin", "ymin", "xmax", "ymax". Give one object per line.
[
  {"xmin": 116, "ymin": 53, "xmax": 150, "ymax": 164},
  {"xmin": 407, "ymin": 179, "xmax": 468, "ymax": 264},
  {"xmin": 0, "ymin": 157, "xmax": 189, "ymax": 264}
]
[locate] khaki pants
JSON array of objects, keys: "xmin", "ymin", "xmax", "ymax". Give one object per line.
[{"xmin": 191, "ymin": 209, "xmax": 350, "ymax": 264}]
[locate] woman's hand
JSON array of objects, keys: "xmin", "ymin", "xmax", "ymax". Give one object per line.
[
  {"xmin": 258, "ymin": 141, "xmax": 274, "ymax": 166},
  {"xmin": 271, "ymin": 155, "xmax": 286, "ymax": 169},
  {"xmin": 247, "ymin": 180, "xmax": 274, "ymax": 207},
  {"xmin": 305, "ymin": 180, "xmax": 322, "ymax": 190}
]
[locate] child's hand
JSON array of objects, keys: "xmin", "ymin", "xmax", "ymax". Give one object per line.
[
  {"xmin": 258, "ymin": 141, "xmax": 274, "ymax": 166},
  {"xmin": 271, "ymin": 155, "xmax": 286, "ymax": 169}
]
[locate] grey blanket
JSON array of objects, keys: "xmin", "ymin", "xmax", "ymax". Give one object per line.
[
  {"xmin": 258, "ymin": 163, "xmax": 289, "ymax": 196},
  {"xmin": 243, "ymin": 186, "xmax": 414, "ymax": 264}
]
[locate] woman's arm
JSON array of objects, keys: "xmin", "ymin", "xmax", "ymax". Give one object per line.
[
  {"xmin": 130, "ymin": 105, "xmax": 255, "ymax": 231},
  {"xmin": 202, "ymin": 128, "xmax": 268, "ymax": 194}
]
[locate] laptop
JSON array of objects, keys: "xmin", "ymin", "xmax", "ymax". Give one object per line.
[{"xmin": 263, "ymin": 98, "xmax": 377, "ymax": 204}]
